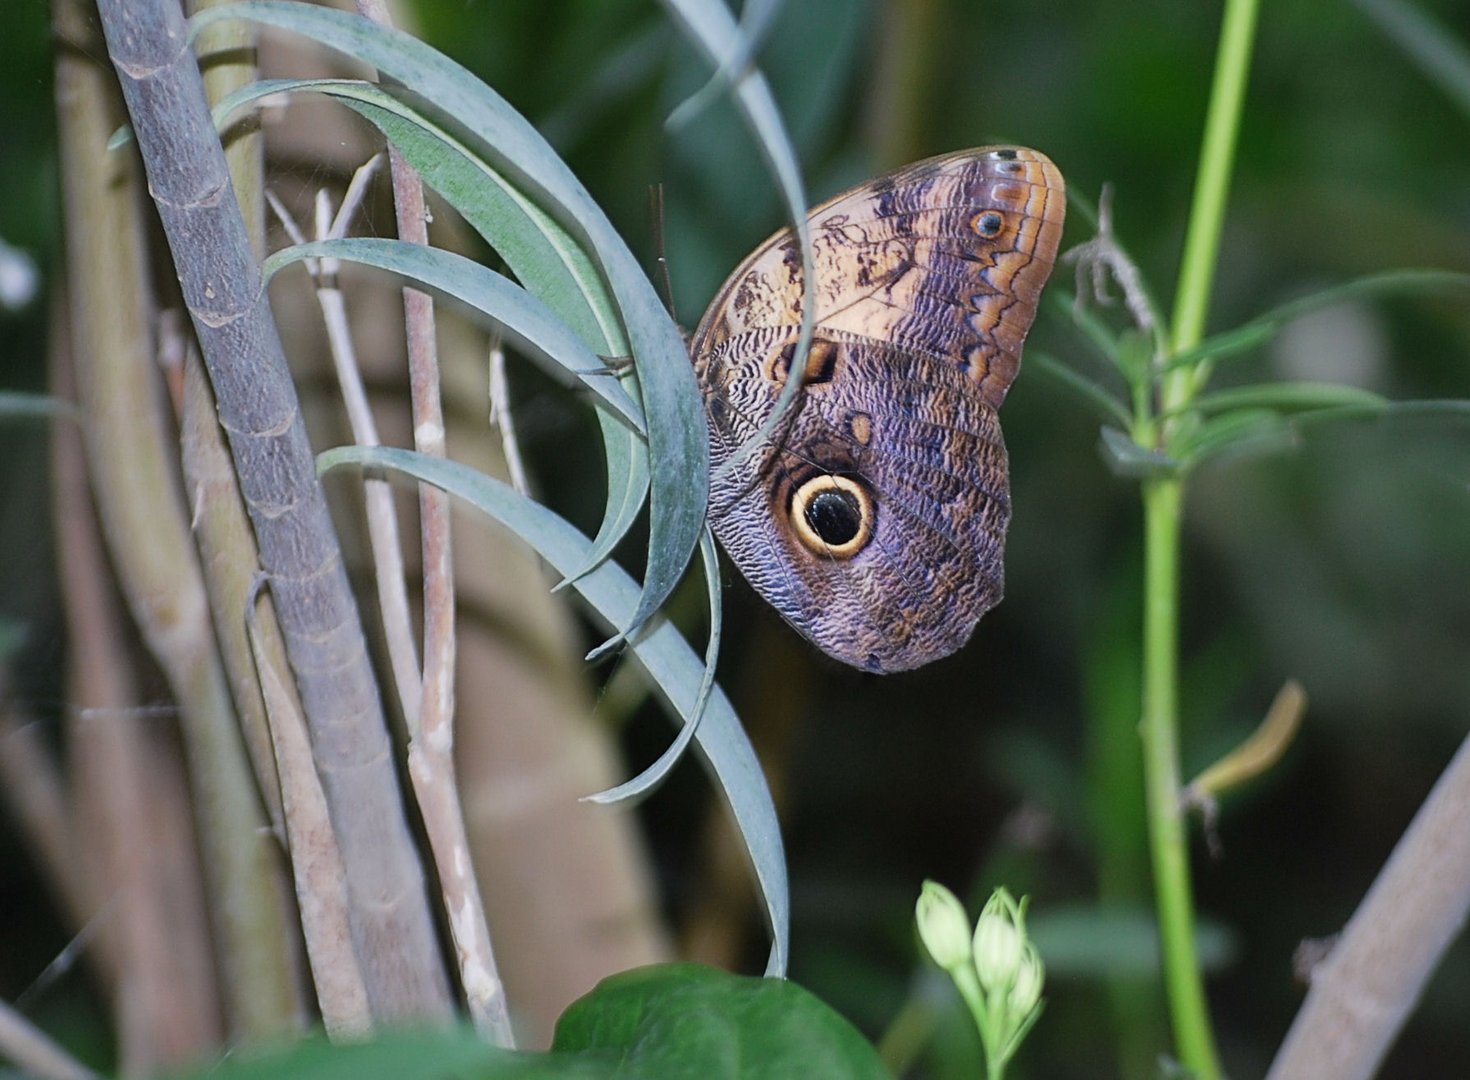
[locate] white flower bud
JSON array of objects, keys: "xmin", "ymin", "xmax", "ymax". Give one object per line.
[
  {"xmin": 972, "ymin": 887, "xmax": 1030, "ymax": 992},
  {"xmin": 1008, "ymin": 942, "xmax": 1045, "ymax": 1020},
  {"xmin": 916, "ymin": 880, "xmax": 973, "ymax": 972}
]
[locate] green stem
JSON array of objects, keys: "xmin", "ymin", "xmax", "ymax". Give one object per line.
[
  {"xmin": 1141, "ymin": 478, "xmax": 1221, "ymax": 1080},
  {"xmin": 1165, "ymin": 0, "xmax": 1262, "ymax": 408},
  {"xmin": 1133, "ymin": 1, "xmax": 1260, "ymax": 1074}
]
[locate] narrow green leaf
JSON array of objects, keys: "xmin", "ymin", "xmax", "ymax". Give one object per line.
[
  {"xmin": 1354, "ymin": 0, "xmax": 1470, "ymax": 122},
  {"xmin": 1165, "ymin": 269, "xmax": 1470, "ymax": 372},
  {"xmin": 1175, "ymin": 409, "xmax": 1292, "ymax": 467},
  {"xmin": 1182, "ymin": 398, "xmax": 1470, "ymax": 468},
  {"xmin": 266, "ymin": 237, "xmax": 645, "ymax": 432},
  {"xmin": 0, "ymin": 392, "xmax": 78, "ymax": 421},
  {"xmin": 1026, "ymin": 351, "xmax": 1132, "ymax": 427},
  {"xmin": 339, "ymin": 92, "xmax": 626, "ymax": 356},
  {"xmin": 319, "ymin": 445, "xmax": 787, "ymax": 976},
  {"xmin": 1029, "ymin": 905, "xmax": 1236, "ymax": 978},
  {"xmin": 1175, "ymin": 381, "xmax": 1389, "ymax": 418},
  {"xmin": 1098, "ymin": 426, "xmax": 1179, "ymax": 479},
  {"xmin": 666, "ymin": 0, "xmax": 786, "ymax": 129},
  {"xmin": 584, "ymin": 527, "xmax": 722, "ymax": 805},
  {"xmin": 1050, "ymin": 287, "xmax": 1123, "ymax": 366},
  {"xmin": 659, "ymin": 0, "xmax": 818, "ymax": 477},
  {"xmin": 213, "ymin": 76, "xmax": 646, "ymax": 573},
  {"xmin": 563, "ymin": 408, "xmax": 652, "ymax": 587},
  {"xmin": 196, "ymin": 1, "xmax": 707, "ymax": 642}
]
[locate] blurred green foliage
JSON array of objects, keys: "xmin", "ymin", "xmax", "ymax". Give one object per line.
[{"xmin": 4, "ymin": 0, "xmax": 1470, "ymax": 1077}]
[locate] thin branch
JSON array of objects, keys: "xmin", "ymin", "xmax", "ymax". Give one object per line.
[
  {"xmin": 355, "ymin": 0, "xmax": 511, "ymax": 1043},
  {"xmin": 267, "ymin": 161, "xmax": 426, "ymax": 730},
  {"xmin": 53, "ymin": 346, "xmax": 221, "ymax": 1071},
  {"xmin": 488, "ymin": 341, "xmax": 530, "ymax": 496},
  {"xmin": 1266, "ymin": 731, "xmax": 1470, "ymax": 1080},
  {"xmin": 248, "ymin": 578, "xmax": 372, "ymax": 1038},
  {"xmin": 0, "ymin": 998, "xmax": 100, "ymax": 1080}
]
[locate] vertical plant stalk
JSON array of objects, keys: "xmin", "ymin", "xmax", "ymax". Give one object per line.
[
  {"xmin": 54, "ymin": 0, "xmax": 300, "ymax": 1039},
  {"xmin": 94, "ymin": 0, "xmax": 451, "ymax": 1021},
  {"xmin": 354, "ymin": 0, "xmax": 511, "ymax": 1044},
  {"xmin": 52, "ymin": 334, "xmax": 221, "ymax": 1072},
  {"xmin": 1137, "ymin": 0, "xmax": 1259, "ymax": 1075},
  {"xmin": 246, "ymin": 582, "xmax": 374, "ymax": 1037},
  {"xmin": 1139, "ymin": 478, "xmax": 1219, "ymax": 1078},
  {"xmin": 1164, "ymin": 0, "xmax": 1262, "ymax": 409},
  {"xmin": 184, "ymin": 0, "xmax": 288, "ymax": 839}
]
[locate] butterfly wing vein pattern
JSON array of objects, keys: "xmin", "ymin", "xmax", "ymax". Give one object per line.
[{"xmin": 691, "ymin": 147, "xmax": 1066, "ymax": 673}]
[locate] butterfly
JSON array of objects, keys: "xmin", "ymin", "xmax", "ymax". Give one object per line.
[{"xmin": 689, "ymin": 147, "xmax": 1065, "ymax": 673}]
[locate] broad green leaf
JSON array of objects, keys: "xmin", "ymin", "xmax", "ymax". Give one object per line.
[
  {"xmin": 195, "ymin": 1, "xmax": 707, "ymax": 641},
  {"xmin": 264, "ymin": 237, "xmax": 644, "ymax": 432},
  {"xmin": 319, "ymin": 445, "xmax": 787, "ymax": 977},
  {"xmin": 554, "ymin": 963, "xmax": 889, "ymax": 1080}
]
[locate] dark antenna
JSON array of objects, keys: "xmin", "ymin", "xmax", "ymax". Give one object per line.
[{"xmin": 649, "ymin": 183, "xmax": 678, "ymax": 327}]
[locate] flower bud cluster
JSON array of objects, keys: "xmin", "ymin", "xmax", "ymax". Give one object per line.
[{"xmin": 915, "ymin": 881, "xmax": 1046, "ymax": 1078}]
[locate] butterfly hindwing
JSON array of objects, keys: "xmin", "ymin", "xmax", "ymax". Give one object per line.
[{"xmin": 692, "ymin": 147, "xmax": 1066, "ymax": 673}]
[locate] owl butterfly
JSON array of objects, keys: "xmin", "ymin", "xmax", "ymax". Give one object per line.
[{"xmin": 689, "ymin": 147, "xmax": 1066, "ymax": 673}]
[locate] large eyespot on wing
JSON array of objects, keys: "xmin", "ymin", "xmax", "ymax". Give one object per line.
[
  {"xmin": 689, "ymin": 147, "xmax": 1066, "ymax": 411},
  {"xmin": 704, "ymin": 340, "xmax": 1014, "ymax": 673}
]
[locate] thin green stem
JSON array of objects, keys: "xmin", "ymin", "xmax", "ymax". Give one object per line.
[
  {"xmin": 1165, "ymin": 0, "xmax": 1262, "ymax": 410},
  {"xmin": 1132, "ymin": 1, "xmax": 1260, "ymax": 1074},
  {"xmin": 1141, "ymin": 479, "xmax": 1221, "ymax": 1080}
]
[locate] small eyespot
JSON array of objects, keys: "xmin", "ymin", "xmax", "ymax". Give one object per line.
[
  {"xmin": 764, "ymin": 337, "xmax": 840, "ymax": 388},
  {"xmin": 995, "ymin": 148, "xmax": 1019, "ymax": 160},
  {"xmin": 998, "ymin": 160, "xmax": 1023, "ymax": 175},
  {"xmin": 973, "ymin": 211, "xmax": 1005, "ymax": 238},
  {"xmin": 789, "ymin": 475, "xmax": 874, "ymax": 559}
]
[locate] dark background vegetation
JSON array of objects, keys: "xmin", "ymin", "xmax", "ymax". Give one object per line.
[{"xmin": 4, "ymin": 0, "xmax": 1470, "ymax": 1076}]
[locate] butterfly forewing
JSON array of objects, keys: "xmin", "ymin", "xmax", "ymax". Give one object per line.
[{"xmin": 692, "ymin": 147, "xmax": 1065, "ymax": 673}]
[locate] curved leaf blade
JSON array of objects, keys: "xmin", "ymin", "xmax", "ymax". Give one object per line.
[
  {"xmin": 319, "ymin": 445, "xmax": 787, "ymax": 976},
  {"xmin": 584, "ymin": 527, "xmax": 722, "ymax": 805},
  {"xmin": 264, "ymin": 237, "xmax": 644, "ymax": 432},
  {"xmin": 196, "ymin": 1, "xmax": 707, "ymax": 640}
]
